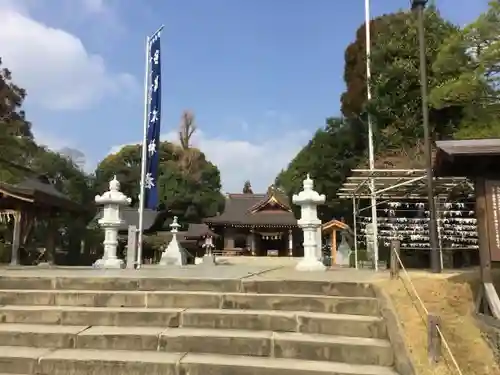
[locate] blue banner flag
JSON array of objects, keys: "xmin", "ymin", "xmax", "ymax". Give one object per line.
[{"xmin": 144, "ymin": 31, "xmax": 162, "ymax": 209}]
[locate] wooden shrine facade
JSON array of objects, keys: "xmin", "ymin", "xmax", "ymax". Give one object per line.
[
  {"xmin": 0, "ymin": 175, "xmax": 83, "ymax": 265},
  {"xmin": 204, "ymin": 186, "xmax": 302, "ymax": 256}
]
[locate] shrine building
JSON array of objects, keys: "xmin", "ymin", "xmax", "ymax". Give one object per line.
[{"xmin": 204, "ymin": 186, "xmax": 303, "ymax": 257}]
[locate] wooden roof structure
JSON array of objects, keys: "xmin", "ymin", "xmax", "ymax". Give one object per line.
[
  {"xmin": 322, "ymin": 219, "xmax": 351, "ymax": 232},
  {"xmin": 204, "ymin": 186, "xmax": 297, "ymax": 227},
  {"xmin": 434, "ymin": 139, "xmax": 500, "ymax": 178},
  {"xmin": 183, "ymin": 223, "xmax": 218, "ymax": 239},
  {"xmin": 338, "ymin": 169, "xmax": 471, "ymax": 200},
  {"xmin": 0, "ymin": 175, "xmax": 82, "ymax": 212}
]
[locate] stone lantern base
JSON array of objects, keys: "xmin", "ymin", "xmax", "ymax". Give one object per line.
[
  {"xmin": 93, "ymin": 257, "xmax": 125, "ymax": 269},
  {"xmin": 295, "ymin": 257, "xmax": 326, "ymax": 272}
]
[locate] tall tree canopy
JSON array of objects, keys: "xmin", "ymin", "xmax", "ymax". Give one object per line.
[
  {"xmin": 276, "ymin": 117, "xmax": 366, "ymax": 220},
  {"xmin": 242, "ymin": 180, "xmax": 253, "ymax": 194},
  {"xmin": 0, "ymin": 58, "xmax": 94, "ymax": 262},
  {"xmin": 0, "ymin": 58, "xmax": 38, "ymax": 182},
  {"xmin": 278, "ymin": 4, "xmax": 500, "ymax": 222},
  {"xmin": 94, "ymin": 141, "xmax": 225, "ymax": 223},
  {"xmin": 431, "ymin": 0, "xmax": 500, "ymax": 138},
  {"xmin": 342, "ymin": 7, "xmax": 466, "ymax": 161}
]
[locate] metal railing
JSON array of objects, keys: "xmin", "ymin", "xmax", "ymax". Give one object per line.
[{"xmin": 390, "ymin": 240, "xmax": 464, "ymax": 375}]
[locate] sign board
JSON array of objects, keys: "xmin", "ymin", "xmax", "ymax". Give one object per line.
[{"xmin": 485, "ymin": 180, "xmax": 500, "ymax": 261}]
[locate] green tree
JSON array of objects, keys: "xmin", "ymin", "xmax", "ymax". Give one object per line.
[
  {"xmin": 431, "ymin": 0, "xmax": 500, "ymax": 138},
  {"xmin": 341, "ymin": 8, "xmax": 465, "ymax": 158},
  {"xmin": 0, "ymin": 58, "xmax": 37, "ymax": 182},
  {"xmin": 30, "ymin": 147, "xmax": 95, "ymax": 263},
  {"xmin": 276, "ymin": 117, "xmax": 366, "ymax": 220},
  {"xmin": 242, "ymin": 180, "xmax": 253, "ymax": 194},
  {"xmin": 0, "ymin": 57, "xmax": 95, "ymax": 264},
  {"xmin": 94, "ymin": 141, "xmax": 225, "ymax": 223}
]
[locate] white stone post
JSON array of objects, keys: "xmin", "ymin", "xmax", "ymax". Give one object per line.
[
  {"xmin": 94, "ymin": 176, "xmax": 131, "ymax": 269},
  {"xmin": 316, "ymin": 227, "xmax": 323, "ymax": 259},
  {"xmin": 292, "ymin": 174, "xmax": 326, "ymax": 271},
  {"xmin": 288, "ymin": 229, "xmax": 293, "ymax": 257},
  {"xmin": 160, "ymin": 216, "xmax": 187, "ymax": 266}
]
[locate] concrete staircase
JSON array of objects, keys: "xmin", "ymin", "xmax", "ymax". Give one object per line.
[{"xmin": 0, "ymin": 276, "xmax": 400, "ymax": 375}]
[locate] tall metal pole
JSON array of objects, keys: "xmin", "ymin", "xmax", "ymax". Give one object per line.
[
  {"xmin": 414, "ymin": 2, "xmax": 441, "ymax": 273},
  {"xmin": 352, "ymin": 195, "xmax": 359, "ymax": 269},
  {"xmin": 365, "ymin": 0, "xmax": 379, "ymax": 271},
  {"xmin": 136, "ymin": 35, "xmax": 151, "ymax": 269}
]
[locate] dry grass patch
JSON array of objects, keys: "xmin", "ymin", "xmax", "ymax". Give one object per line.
[{"xmin": 378, "ymin": 275, "xmax": 500, "ymax": 375}]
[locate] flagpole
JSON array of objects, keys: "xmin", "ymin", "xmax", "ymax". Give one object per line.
[
  {"xmin": 137, "ymin": 25, "xmax": 164, "ymax": 269},
  {"xmin": 364, "ymin": 0, "xmax": 379, "ymax": 271},
  {"xmin": 136, "ymin": 34, "xmax": 151, "ymax": 269}
]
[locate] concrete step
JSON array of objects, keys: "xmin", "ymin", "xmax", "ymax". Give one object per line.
[
  {"xmin": 0, "ymin": 346, "xmax": 53, "ymax": 374},
  {"xmin": 0, "ymin": 347, "xmax": 399, "ymax": 375},
  {"xmin": 0, "ymin": 276, "xmax": 374, "ymax": 297},
  {"xmin": 0, "ymin": 324, "xmax": 393, "ymax": 365},
  {"xmin": 0, "ymin": 306, "xmax": 387, "ymax": 338},
  {"xmin": 0, "ymin": 289, "xmax": 380, "ymax": 315}
]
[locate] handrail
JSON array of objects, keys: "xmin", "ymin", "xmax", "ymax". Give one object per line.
[{"xmin": 391, "ymin": 247, "xmax": 464, "ymax": 375}]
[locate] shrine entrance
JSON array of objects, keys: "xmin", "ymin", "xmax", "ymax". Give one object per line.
[{"xmin": 255, "ymin": 231, "xmax": 287, "ymax": 256}]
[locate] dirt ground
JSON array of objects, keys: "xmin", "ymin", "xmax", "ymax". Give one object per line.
[{"xmin": 378, "ymin": 272, "xmax": 500, "ymax": 375}]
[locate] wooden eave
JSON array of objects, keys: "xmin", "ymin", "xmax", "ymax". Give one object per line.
[
  {"xmin": 249, "ymin": 194, "xmax": 291, "ymax": 214},
  {"xmin": 434, "ymin": 139, "xmax": 500, "ymax": 178},
  {"xmin": 322, "ymin": 219, "xmax": 350, "ymax": 232},
  {"xmin": 0, "ymin": 184, "xmax": 35, "ymax": 203}
]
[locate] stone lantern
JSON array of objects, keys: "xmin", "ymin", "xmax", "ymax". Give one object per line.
[
  {"xmin": 160, "ymin": 216, "xmax": 187, "ymax": 266},
  {"xmin": 292, "ymin": 174, "xmax": 326, "ymax": 271},
  {"xmin": 94, "ymin": 176, "xmax": 131, "ymax": 269}
]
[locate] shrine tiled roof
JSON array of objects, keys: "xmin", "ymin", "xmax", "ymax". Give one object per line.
[{"xmin": 204, "ymin": 189, "xmax": 297, "ymax": 227}]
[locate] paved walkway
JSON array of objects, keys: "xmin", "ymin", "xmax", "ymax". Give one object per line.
[{"xmin": 0, "ymin": 263, "xmax": 474, "ymax": 282}]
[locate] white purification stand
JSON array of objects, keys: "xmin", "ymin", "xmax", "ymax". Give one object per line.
[
  {"xmin": 94, "ymin": 176, "xmax": 131, "ymax": 269},
  {"xmin": 293, "ymin": 174, "xmax": 326, "ymax": 272},
  {"xmin": 160, "ymin": 216, "xmax": 187, "ymax": 266}
]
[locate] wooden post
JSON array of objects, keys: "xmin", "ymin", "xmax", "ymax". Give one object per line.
[
  {"xmin": 475, "ymin": 178, "xmax": 493, "ymax": 283},
  {"xmin": 390, "ymin": 240, "xmax": 401, "ymax": 279},
  {"xmin": 427, "ymin": 314, "xmax": 441, "ymax": 364},
  {"xmin": 331, "ymin": 229, "xmax": 337, "ymax": 265}
]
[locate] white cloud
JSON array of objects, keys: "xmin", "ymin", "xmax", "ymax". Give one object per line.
[
  {"xmin": 0, "ymin": 2, "xmax": 137, "ymax": 110},
  {"xmin": 109, "ymin": 130, "xmax": 312, "ymax": 193}
]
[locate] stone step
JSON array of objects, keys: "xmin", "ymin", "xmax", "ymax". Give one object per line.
[
  {"xmin": 0, "ymin": 324, "xmax": 393, "ymax": 365},
  {"xmin": 0, "ymin": 346, "xmax": 399, "ymax": 375},
  {"xmin": 0, "ymin": 346, "xmax": 53, "ymax": 374},
  {"xmin": 0, "ymin": 289, "xmax": 380, "ymax": 315},
  {"xmin": 0, "ymin": 277, "xmax": 374, "ymax": 297},
  {"xmin": 0, "ymin": 306, "xmax": 387, "ymax": 338}
]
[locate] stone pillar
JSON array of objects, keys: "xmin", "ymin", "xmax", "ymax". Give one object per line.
[
  {"xmin": 126, "ymin": 225, "xmax": 137, "ymax": 269},
  {"xmin": 288, "ymin": 229, "xmax": 293, "ymax": 257},
  {"xmin": 316, "ymin": 227, "xmax": 322, "ymax": 259}
]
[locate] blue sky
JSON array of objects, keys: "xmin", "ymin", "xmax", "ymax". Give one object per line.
[{"xmin": 0, "ymin": 0, "xmax": 490, "ymax": 192}]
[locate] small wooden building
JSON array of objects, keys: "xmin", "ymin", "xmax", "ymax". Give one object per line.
[
  {"xmin": 0, "ymin": 175, "xmax": 83, "ymax": 265},
  {"xmin": 321, "ymin": 219, "xmax": 352, "ymax": 264},
  {"xmin": 204, "ymin": 186, "xmax": 301, "ymax": 256}
]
